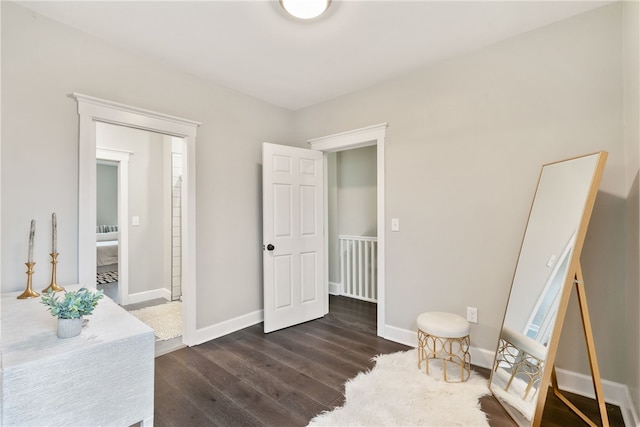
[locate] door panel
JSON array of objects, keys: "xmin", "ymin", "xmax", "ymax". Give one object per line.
[
  {"xmin": 274, "ymin": 255, "xmax": 293, "ymax": 309},
  {"xmin": 263, "ymin": 143, "xmax": 325, "ymax": 333},
  {"xmin": 300, "ymin": 185, "xmax": 317, "ymax": 235},
  {"xmin": 274, "ymin": 184, "xmax": 292, "ymax": 237},
  {"xmin": 300, "ymin": 251, "xmax": 318, "ymax": 302}
]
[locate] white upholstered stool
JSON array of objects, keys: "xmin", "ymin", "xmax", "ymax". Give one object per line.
[{"xmin": 417, "ymin": 312, "xmax": 471, "ymax": 382}]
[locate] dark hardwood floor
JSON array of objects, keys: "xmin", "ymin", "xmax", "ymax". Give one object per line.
[{"xmin": 154, "ymin": 296, "xmax": 624, "ymax": 427}]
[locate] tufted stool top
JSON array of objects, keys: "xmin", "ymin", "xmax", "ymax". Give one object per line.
[{"xmin": 417, "ymin": 312, "xmax": 470, "ymax": 338}]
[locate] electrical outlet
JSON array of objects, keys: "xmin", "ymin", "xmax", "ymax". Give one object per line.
[{"xmin": 467, "ymin": 307, "xmax": 478, "ymax": 324}]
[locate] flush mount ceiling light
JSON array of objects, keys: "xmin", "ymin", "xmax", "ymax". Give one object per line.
[{"xmin": 280, "ymin": 0, "xmax": 331, "ymax": 20}]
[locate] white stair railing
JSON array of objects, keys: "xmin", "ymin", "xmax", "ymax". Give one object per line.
[{"xmin": 338, "ymin": 235, "xmax": 378, "ymax": 302}]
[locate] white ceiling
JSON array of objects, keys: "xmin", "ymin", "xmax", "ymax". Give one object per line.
[{"xmin": 18, "ymin": 1, "xmax": 613, "ymax": 110}]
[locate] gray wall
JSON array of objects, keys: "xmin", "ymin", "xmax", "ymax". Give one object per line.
[
  {"xmin": 337, "ymin": 146, "xmax": 377, "ymax": 237},
  {"xmin": 294, "ymin": 4, "xmax": 628, "ymax": 385},
  {"xmin": 1, "ymin": 2, "xmax": 295, "ymax": 330},
  {"xmin": 622, "ymin": 0, "xmax": 640, "ymax": 415},
  {"xmin": 327, "ymin": 153, "xmax": 339, "ymax": 285},
  {"xmin": 96, "ymin": 163, "xmax": 117, "ymax": 226}
]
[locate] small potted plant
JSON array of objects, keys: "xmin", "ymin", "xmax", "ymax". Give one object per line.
[{"xmin": 41, "ymin": 287, "xmax": 104, "ymax": 338}]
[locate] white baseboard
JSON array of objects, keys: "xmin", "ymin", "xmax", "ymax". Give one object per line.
[
  {"xmin": 469, "ymin": 346, "xmax": 496, "ymax": 370},
  {"xmin": 194, "ymin": 309, "xmax": 263, "ymax": 345},
  {"xmin": 383, "ymin": 324, "xmax": 638, "ymax": 426},
  {"xmin": 329, "ymin": 281, "xmax": 341, "ymax": 295},
  {"xmin": 127, "ymin": 287, "xmax": 171, "ymax": 305},
  {"xmin": 382, "ymin": 323, "xmax": 416, "ymax": 347},
  {"xmin": 382, "ymin": 324, "xmax": 495, "ymax": 370}
]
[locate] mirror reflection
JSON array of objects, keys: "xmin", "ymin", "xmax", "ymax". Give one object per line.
[{"xmin": 490, "ymin": 153, "xmax": 603, "ymax": 425}]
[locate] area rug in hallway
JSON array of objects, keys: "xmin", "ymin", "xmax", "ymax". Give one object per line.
[
  {"xmin": 129, "ymin": 301, "xmax": 182, "ymax": 341},
  {"xmin": 308, "ymin": 349, "xmax": 490, "ymax": 426},
  {"xmin": 96, "ymin": 270, "xmax": 118, "ymax": 285}
]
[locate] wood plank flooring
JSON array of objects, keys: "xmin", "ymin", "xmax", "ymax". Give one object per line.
[{"xmin": 154, "ymin": 296, "xmax": 624, "ymax": 427}]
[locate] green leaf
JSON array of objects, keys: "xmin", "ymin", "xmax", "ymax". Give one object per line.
[{"xmin": 40, "ymin": 288, "xmax": 104, "ymax": 319}]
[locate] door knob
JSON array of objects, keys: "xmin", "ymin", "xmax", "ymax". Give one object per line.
[{"xmin": 266, "ymin": 244, "xmax": 275, "ymax": 251}]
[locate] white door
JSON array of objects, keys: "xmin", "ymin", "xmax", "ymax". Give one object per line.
[{"xmin": 263, "ymin": 143, "xmax": 326, "ymax": 333}]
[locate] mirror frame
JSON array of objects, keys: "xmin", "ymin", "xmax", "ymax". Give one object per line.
[{"xmin": 491, "ymin": 151, "xmax": 608, "ymax": 426}]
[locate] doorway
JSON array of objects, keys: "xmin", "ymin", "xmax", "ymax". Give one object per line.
[
  {"xmin": 94, "ymin": 122, "xmax": 185, "ymax": 352},
  {"xmin": 327, "ymin": 146, "xmax": 378, "ymax": 302},
  {"xmin": 309, "ymin": 123, "xmax": 387, "ymax": 337},
  {"xmin": 73, "ymin": 93, "xmax": 199, "ymax": 347}
]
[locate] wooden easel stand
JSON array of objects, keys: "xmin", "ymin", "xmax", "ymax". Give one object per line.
[{"xmin": 551, "ymin": 267, "xmax": 609, "ymax": 427}]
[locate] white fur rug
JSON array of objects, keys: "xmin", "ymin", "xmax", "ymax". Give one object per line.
[
  {"xmin": 129, "ymin": 301, "xmax": 182, "ymax": 341},
  {"xmin": 308, "ymin": 349, "xmax": 490, "ymax": 426}
]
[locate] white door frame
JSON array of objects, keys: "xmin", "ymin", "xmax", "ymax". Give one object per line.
[
  {"xmin": 308, "ymin": 123, "xmax": 387, "ymax": 337},
  {"xmin": 72, "ymin": 93, "xmax": 200, "ymax": 346},
  {"xmin": 96, "ymin": 148, "xmax": 131, "ymax": 305}
]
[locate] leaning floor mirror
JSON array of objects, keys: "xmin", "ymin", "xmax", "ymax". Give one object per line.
[{"xmin": 490, "ymin": 151, "xmax": 608, "ymax": 427}]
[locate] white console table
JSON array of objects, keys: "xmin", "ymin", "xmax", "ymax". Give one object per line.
[{"xmin": 1, "ymin": 285, "xmax": 155, "ymax": 426}]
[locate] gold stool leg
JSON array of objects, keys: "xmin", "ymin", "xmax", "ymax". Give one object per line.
[
  {"xmin": 417, "ymin": 329, "xmax": 424, "ymax": 368},
  {"xmin": 419, "ymin": 330, "xmax": 471, "ymax": 382},
  {"xmin": 427, "ymin": 334, "xmax": 471, "ymax": 383}
]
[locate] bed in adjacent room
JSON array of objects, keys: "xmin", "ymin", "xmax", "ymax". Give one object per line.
[{"xmin": 97, "ymin": 225, "xmax": 118, "ymax": 273}]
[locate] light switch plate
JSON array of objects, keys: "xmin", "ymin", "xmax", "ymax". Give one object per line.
[{"xmin": 391, "ymin": 218, "xmax": 400, "ymax": 232}]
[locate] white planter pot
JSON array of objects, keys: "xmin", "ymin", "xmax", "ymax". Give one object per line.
[{"xmin": 57, "ymin": 317, "xmax": 83, "ymax": 339}]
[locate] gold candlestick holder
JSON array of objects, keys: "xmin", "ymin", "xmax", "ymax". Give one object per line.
[
  {"xmin": 42, "ymin": 252, "xmax": 65, "ymax": 293},
  {"xmin": 17, "ymin": 262, "xmax": 39, "ymax": 299}
]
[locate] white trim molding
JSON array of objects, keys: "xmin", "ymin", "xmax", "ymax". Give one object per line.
[
  {"xmin": 194, "ymin": 310, "xmax": 264, "ymax": 345},
  {"xmin": 72, "ymin": 93, "xmax": 200, "ymax": 346},
  {"xmin": 328, "ymin": 281, "xmax": 342, "ymax": 295},
  {"xmin": 127, "ymin": 287, "xmax": 172, "ymax": 306},
  {"xmin": 309, "ymin": 122, "xmax": 388, "ymax": 337},
  {"xmin": 308, "ymin": 123, "xmax": 387, "ymax": 152}
]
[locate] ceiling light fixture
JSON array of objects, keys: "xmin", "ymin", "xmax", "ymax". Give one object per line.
[{"xmin": 280, "ymin": 0, "xmax": 331, "ymax": 20}]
